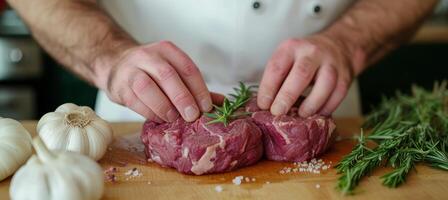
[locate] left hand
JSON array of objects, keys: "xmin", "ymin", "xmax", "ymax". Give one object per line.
[{"xmin": 257, "ymin": 34, "xmax": 354, "ymax": 117}]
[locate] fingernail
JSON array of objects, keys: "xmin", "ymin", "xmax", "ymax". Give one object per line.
[
  {"xmin": 184, "ymin": 106, "xmax": 199, "ymax": 122},
  {"xmin": 271, "ymin": 101, "xmax": 288, "ymax": 116},
  {"xmin": 258, "ymin": 95, "xmax": 273, "ymax": 109},
  {"xmin": 166, "ymin": 108, "xmax": 179, "ymax": 122},
  {"xmin": 200, "ymin": 99, "xmax": 212, "ymax": 112},
  {"xmin": 299, "ymin": 107, "xmax": 312, "ymax": 118}
]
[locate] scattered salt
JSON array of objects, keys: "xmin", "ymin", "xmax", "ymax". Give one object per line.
[
  {"xmin": 147, "ymin": 181, "xmax": 151, "ymax": 185},
  {"xmin": 124, "ymin": 168, "xmax": 142, "ymax": 178},
  {"xmin": 315, "ymin": 184, "xmax": 321, "ymax": 189},
  {"xmin": 266, "ymin": 181, "xmax": 271, "ymax": 184},
  {"xmin": 232, "ymin": 176, "xmax": 257, "ymax": 185},
  {"xmin": 279, "ymin": 158, "xmax": 331, "ymax": 175},
  {"xmin": 215, "ymin": 185, "xmax": 223, "ymax": 192}
]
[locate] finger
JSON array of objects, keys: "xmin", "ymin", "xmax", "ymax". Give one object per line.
[
  {"xmin": 319, "ymin": 74, "xmax": 351, "ymax": 116},
  {"xmin": 210, "ymin": 92, "xmax": 225, "ymax": 105},
  {"xmin": 298, "ymin": 64, "xmax": 337, "ymax": 117},
  {"xmin": 270, "ymin": 57, "xmax": 319, "ymax": 115},
  {"xmin": 118, "ymin": 84, "xmax": 164, "ymax": 123},
  {"xmin": 159, "ymin": 41, "xmax": 212, "ymax": 112},
  {"xmin": 257, "ymin": 46, "xmax": 294, "ymax": 110},
  {"xmin": 130, "ymin": 69, "xmax": 179, "ymax": 122},
  {"xmin": 140, "ymin": 58, "xmax": 200, "ymax": 122}
]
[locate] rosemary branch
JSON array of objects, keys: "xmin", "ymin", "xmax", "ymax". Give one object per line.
[
  {"xmin": 336, "ymin": 80, "xmax": 448, "ymax": 194},
  {"xmin": 204, "ymin": 82, "xmax": 256, "ymax": 126}
]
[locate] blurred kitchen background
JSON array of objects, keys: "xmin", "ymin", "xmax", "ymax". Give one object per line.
[{"xmin": 0, "ymin": 2, "xmax": 447, "ymax": 120}]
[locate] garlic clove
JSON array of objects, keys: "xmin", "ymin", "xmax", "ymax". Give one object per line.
[
  {"xmin": 55, "ymin": 103, "xmax": 80, "ymax": 113},
  {"xmin": 39, "ymin": 119, "xmax": 70, "ymax": 150},
  {"xmin": 33, "ymin": 137, "xmax": 56, "ymax": 162},
  {"xmin": 66, "ymin": 127, "xmax": 89, "ymax": 155},
  {"xmin": 84, "ymin": 125, "xmax": 108, "ymax": 161}
]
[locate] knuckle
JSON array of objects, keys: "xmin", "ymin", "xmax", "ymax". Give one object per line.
[
  {"xmin": 322, "ymin": 65, "xmax": 338, "ymax": 83},
  {"xmin": 132, "ymin": 74, "xmax": 154, "ymax": 93},
  {"xmin": 195, "ymin": 90, "xmax": 210, "ymax": 100},
  {"xmin": 152, "ymin": 101, "xmax": 170, "ymax": 114},
  {"xmin": 155, "ymin": 66, "xmax": 177, "ymax": 81},
  {"xmin": 296, "ymin": 59, "xmax": 315, "ymax": 80},
  {"xmin": 307, "ymin": 44, "xmax": 320, "ymax": 56},
  {"xmin": 281, "ymin": 38, "xmax": 300, "ymax": 49},
  {"xmin": 337, "ymin": 78, "xmax": 351, "ymax": 95},
  {"xmin": 172, "ymin": 91, "xmax": 192, "ymax": 105},
  {"xmin": 280, "ymin": 90, "xmax": 297, "ymax": 105},
  {"xmin": 129, "ymin": 48, "xmax": 150, "ymax": 61},
  {"xmin": 122, "ymin": 94, "xmax": 137, "ymax": 108},
  {"xmin": 268, "ymin": 60, "xmax": 289, "ymax": 77},
  {"xmin": 179, "ymin": 60, "xmax": 199, "ymax": 77},
  {"xmin": 158, "ymin": 40, "xmax": 177, "ymax": 50}
]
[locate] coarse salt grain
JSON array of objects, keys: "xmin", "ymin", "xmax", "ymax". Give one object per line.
[
  {"xmin": 124, "ymin": 169, "xmax": 133, "ymax": 176},
  {"xmin": 251, "ymin": 178, "xmax": 256, "ymax": 182},
  {"xmin": 315, "ymin": 184, "xmax": 320, "ymax": 189},
  {"xmin": 215, "ymin": 185, "xmax": 223, "ymax": 192},
  {"xmin": 232, "ymin": 176, "xmax": 244, "ymax": 185},
  {"xmin": 266, "ymin": 181, "xmax": 271, "ymax": 184}
]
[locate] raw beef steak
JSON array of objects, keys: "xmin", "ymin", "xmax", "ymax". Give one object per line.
[
  {"xmin": 247, "ymin": 98, "xmax": 336, "ymax": 162},
  {"xmin": 141, "ymin": 116, "xmax": 263, "ymax": 175}
]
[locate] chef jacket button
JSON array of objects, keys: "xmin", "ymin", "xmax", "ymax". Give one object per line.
[
  {"xmin": 313, "ymin": 5, "xmax": 321, "ymax": 14},
  {"xmin": 252, "ymin": 1, "xmax": 261, "ymax": 9}
]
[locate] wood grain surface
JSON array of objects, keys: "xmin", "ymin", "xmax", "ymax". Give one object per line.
[{"xmin": 1, "ymin": 118, "xmax": 447, "ymax": 200}]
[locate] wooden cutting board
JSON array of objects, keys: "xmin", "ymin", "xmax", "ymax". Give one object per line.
[{"xmin": 1, "ymin": 118, "xmax": 447, "ymax": 200}]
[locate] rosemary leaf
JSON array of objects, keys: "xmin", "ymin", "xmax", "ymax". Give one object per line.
[{"xmin": 205, "ymin": 82, "xmax": 255, "ymax": 126}]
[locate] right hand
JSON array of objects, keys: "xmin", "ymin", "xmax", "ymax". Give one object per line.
[{"xmin": 98, "ymin": 41, "xmax": 213, "ymax": 122}]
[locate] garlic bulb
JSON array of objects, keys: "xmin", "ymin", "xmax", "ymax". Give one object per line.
[
  {"xmin": 37, "ymin": 103, "xmax": 113, "ymax": 161},
  {"xmin": 0, "ymin": 117, "xmax": 32, "ymax": 181},
  {"xmin": 10, "ymin": 137, "xmax": 104, "ymax": 200}
]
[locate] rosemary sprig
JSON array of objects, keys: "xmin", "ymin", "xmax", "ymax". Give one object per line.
[
  {"xmin": 204, "ymin": 82, "xmax": 256, "ymax": 126},
  {"xmin": 336, "ymin": 81, "xmax": 448, "ymax": 194}
]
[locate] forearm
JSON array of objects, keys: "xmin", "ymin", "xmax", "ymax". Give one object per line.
[
  {"xmin": 322, "ymin": 0, "xmax": 439, "ymax": 75},
  {"xmin": 7, "ymin": 0, "xmax": 137, "ymax": 89}
]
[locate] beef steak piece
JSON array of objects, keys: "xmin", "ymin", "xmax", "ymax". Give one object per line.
[
  {"xmin": 141, "ymin": 116, "xmax": 263, "ymax": 175},
  {"xmin": 247, "ymin": 98, "xmax": 336, "ymax": 162}
]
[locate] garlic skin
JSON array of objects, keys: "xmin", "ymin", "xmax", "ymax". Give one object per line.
[
  {"xmin": 37, "ymin": 103, "xmax": 113, "ymax": 161},
  {"xmin": 0, "ymin": 117, "xmax": 32, "ymax": 181},
  {"xmin": 10, "ymin": 137, "xmax": 104, "ymax": 200}
]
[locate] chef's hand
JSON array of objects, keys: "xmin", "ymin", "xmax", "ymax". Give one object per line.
[
  {"xmin": 257, "ymin": 35, "xmax": 354, "ymax": 117},
  {"xmin": 103, "ymin": 41, "xmax": 213, "ymax": 122}
]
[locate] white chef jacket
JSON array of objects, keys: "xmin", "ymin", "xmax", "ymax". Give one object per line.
[{"xmin": 96, "ymin": 0, "xmax": 361, "ymax": 121}]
